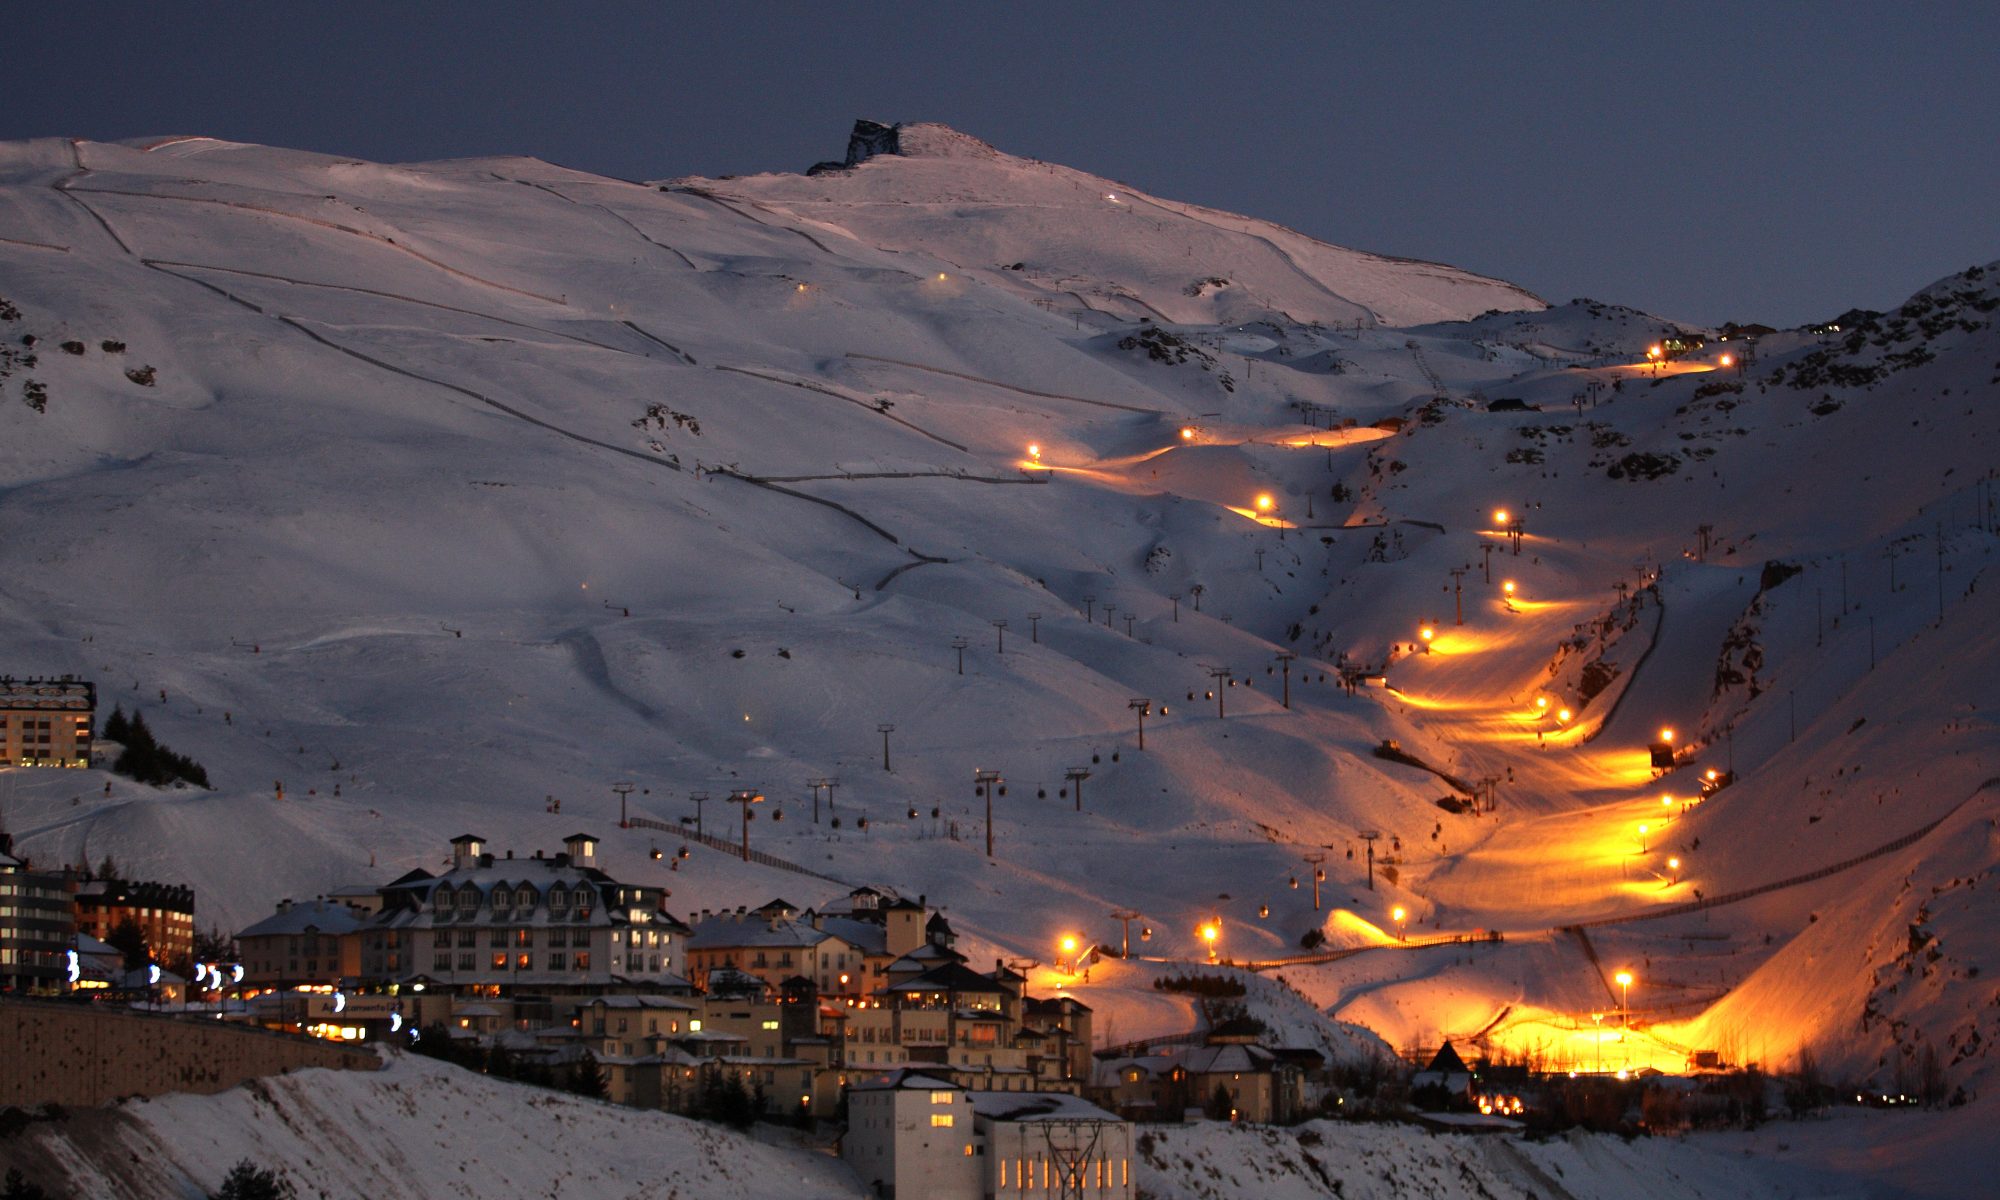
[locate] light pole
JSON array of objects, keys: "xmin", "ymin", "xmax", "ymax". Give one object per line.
[
  {"xmin": 1129, "ymin": 698, "xmax": 1151, "ymax": 750},
  {"xmin": 1274, "ymin": 651, "xmax": 1296, "ymax": 709},
  {"xmin": 1302, "ymin": 851, "xmax": 1326, "ymax": 911},
  {"xmin": 1419, "ymin": 624, "xmax": 1435, "ymax": 654},
  {"xmin": 1392, "ymin": 905, "xmax": 1407, "ymax": 942},
  {"xmin": 1057, "ymin": 934, "xmax": 1079, "ymax": 976},
  {"xmin": 1449, "ymin": 567, "xmax": 1467, "ymax": 624},
  {"xmin": 976, "ymin": 770, "xmax": 1004, "ymax": 858},
  {"xmin": 728, "ymin": 790, "xmax": 764, "ymax": 861},
  {"xmin": 951, "ymin": 636, "xmax": 968, "ymax": 675},
  {"xmin": 1199, "ymin": 919, "xmax": 1221, "ymax": 964},
  {"xmin": 1615, "ymin": 970, "xmax": 1634, "ymax": 1027},
  {"xmin": 1065, "ymin": 767, "xmax": 1091, "ymax": 813},
  {"xmin": 878, "ymin": 724, "xmax": 895, "ymax": 772}
]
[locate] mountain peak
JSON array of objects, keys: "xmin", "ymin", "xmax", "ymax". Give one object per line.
[{"xmin": 808, "ymin": 119, "xmax": 1002, "ymax": 175}]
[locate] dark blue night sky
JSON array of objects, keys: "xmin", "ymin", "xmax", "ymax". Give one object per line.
[{"xmin": 10, "ymin": 1, "xmax": 1996, "ymax": 326}]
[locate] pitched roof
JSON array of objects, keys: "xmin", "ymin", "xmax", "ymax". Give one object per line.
[
  {"xmin": 851, "ymin": 1068, "xmax": 960, "ymax": 1092},
  {"xmin": 886, "ymin": 961, "xmax": 1008, "ymax": 994},
  {"xmin": 238, "ymin": 899, "xmax": 367, "ymax": 939},
  {"xmin": 1426, "ymin": 1040, "xmax": 1471, "ymax": 1075},
  {"xmin": 966, "ymin": 1091, "xmax": 1123, "ymax": 1123}
]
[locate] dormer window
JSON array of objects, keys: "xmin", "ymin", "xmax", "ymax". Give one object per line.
[
  {"xmin": 516, "ymin": 886, "xmax": 535, "ymax": 910},
  {"xmin": 548, "ymin": 885, "xmax": 569, "ymax": 915}
]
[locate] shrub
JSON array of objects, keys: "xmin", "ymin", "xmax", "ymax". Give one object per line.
[{"xmin": 211, "ymin": 1160, "xmax": 293, "ymax": 1200}]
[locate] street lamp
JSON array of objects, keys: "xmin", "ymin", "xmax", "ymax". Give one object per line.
[
  {"xmin": 1058, "ymin": 934, "xmax": 1079, "ymax": 974},
  {"xmin": 1419, "ymin": 625, "xmax": 1435, "ymax": 653},
  {"xmin": 1391, "ymin": 905, "xmax": 1408, "ymax": 941},
  {"xmin": 1199, "ymin": 920, "xmax": 1221, "ymax": 963},
  {"xmin": 1493, "ymin": 508, "xmax": 1510, "ymax": 528},
  {"xmin": 1615, "ymin": 970, "xmax": 1635, "ymax": 1025},
  {"xmin": 1636, "ymin": 823, "xmax": 1649, "ymax": 852}
]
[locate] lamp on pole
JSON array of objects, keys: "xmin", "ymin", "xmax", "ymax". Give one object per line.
[
  {"xmin": 976, "ymin": 770, "xmax": 1004, "ymax": 858},
  {"xmin": 1615, "ymin": 969, "xmax": 1634, "ymax": 1026},
  {"xmin": 1129, "ymin": 698, "xmax": 1151, "ymax": 750}
]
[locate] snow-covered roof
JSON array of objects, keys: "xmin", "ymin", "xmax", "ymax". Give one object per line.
[
  {"xmin": 688, "ymin": 914, "xmax": 833, "ymax": 950},
  {"xmin": 966, "ymin": 1091, "xmax": 1124, "ymax": 1123},
  {"xmin": 850, "ymin": 1069, "xmax": 959, "ymax": 1092},
  {"xmin": 238, "ymin": 900, "xmax": 367, "ymax": 939}
]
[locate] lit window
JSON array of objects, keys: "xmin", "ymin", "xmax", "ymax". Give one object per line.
[
  {"xmin": 930, "ymin": 1114, "xmax": 954, "ymax": 1127},
  {"xmin": 929, "ymin": 1090, "xmax": 954, "ymax": 1104}
]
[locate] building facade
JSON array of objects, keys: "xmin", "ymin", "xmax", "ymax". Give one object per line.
[
  {"xmin": 0, "ymin": 677, "xmax": 94, "ymax": 768},
  {"xmin": 0, "ymin": 836, "xmax": 76, "ymax": 993},
  {"xmin": 843, "ymin": 1071, "xmax": 980, "ymax": 1199},
  {"xmin": 72, "ymin": 878, "xmax": 196, "ymax": 968}
]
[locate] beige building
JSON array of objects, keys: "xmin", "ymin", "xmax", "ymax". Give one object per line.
[{"xmin": 0, "ymin": 677, "xmax": 93, "ymax": 768}]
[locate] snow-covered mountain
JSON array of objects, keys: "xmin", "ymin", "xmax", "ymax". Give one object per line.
[{"xmin": 1, "ymin": 120, "xmax": 1996, "ymax": 1141}]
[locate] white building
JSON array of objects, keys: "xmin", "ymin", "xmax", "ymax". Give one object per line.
[
  {"xmin": 969, "ymin": 1090, "xmax": 1134, "ymax": 1199},
  {"xmin": 843, "ymin": 1070, "xmax": 978, "ymax": 1199},
  {"xmin": 843, "ymin": 1071, "xmax": 1134, "ymax": 1199}
]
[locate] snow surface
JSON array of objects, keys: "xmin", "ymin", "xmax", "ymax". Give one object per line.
[{"xmin": 1, "ymin": 123, "xmax": 1997, "ymax": 1192}]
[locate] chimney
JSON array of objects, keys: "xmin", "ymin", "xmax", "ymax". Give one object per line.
[
  {"xmin": 506, "ymin": 849, "xmax": 513, "ymax": 859},
  {"xmin": 278, "ymin": 898, "xmax": 293, "ymax": 913}
]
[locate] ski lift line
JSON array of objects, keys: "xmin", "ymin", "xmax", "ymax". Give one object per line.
[
  {"xmin": 842, "ymin": 353, "xmax": 1165, "ymax": 414},
  {"xmin": 61, "ymin": 181, "xmax": 568, "ymax": 305},
  {"xmin": 714, "ymin": 364, "xmax": 970, "ymax": 452},
  {"xmin": 137, "ymin": 258, "xmax": 632, "ymax": 353},
  {"xmin": 622, "ymin": 814, "xmax": 857, "ymax": 888}
]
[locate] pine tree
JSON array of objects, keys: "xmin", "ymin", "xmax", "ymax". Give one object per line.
[
  {"xmin": 2, "ymin": 1168, "xmax": 49, "ymax": 1200},
  {"xmin": 567, "ymin": 1051, "xmax": 608, "ymax": 1099},
  {"xmin": 211, "ymin": 1160, "xmax": 293, "ymax": 1200}
]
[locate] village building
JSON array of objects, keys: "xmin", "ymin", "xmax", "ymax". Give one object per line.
[
  {"xmin": 0, "ymin": 834, "xmax": 74, "ymax": 993},
  {"xmin": 685, "ymin": 901, "xmax": 863, "ymax": 999},
  {"xmin": 71, "ymin": 877, "xmax": 196, "ymax": 968},
  {"xmin": 236, "ymin": 898, "xmax": 368, "ymax": 987},
  {"xmin": 843, "ymin": 1070, "xmax": 980, "ymax": 1199},
  {"xmin": 357, "ymin": 833, "xmax": 689, "ymax": 996},
  {"xmin": 1091, "ymin": 1021, "xmax": 1320, "ymax": 1123},
  {"xmin": 0, "ymin": 676, "xmax": 94, "ymax": 768},
  {"xmin": 969, "ymin": 1088, "xmax": 1135, "ymax": 1199}
]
